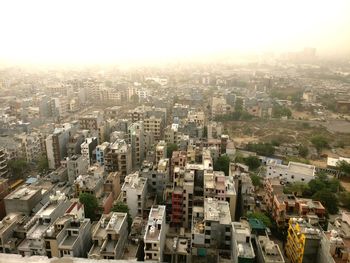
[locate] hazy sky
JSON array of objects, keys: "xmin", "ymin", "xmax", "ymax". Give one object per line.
[{"xmin": 0, "ymin": 0, "xmax": 349, "ymax": 64}]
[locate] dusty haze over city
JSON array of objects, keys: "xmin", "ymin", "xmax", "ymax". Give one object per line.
[{"xmin": 0, "ymin": 0, "xmax": 349, "ymax": 66}]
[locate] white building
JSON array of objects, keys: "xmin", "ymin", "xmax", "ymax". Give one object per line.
[
  {"xmin": 232, "ymin": 221, "xmax": 255, "ymax": 263},
  {"xmin": 80, "ymin": 137, "xmax": 98, "ymax": 165},
  {"xmin": 144, "ymin": 205, "xmax": 167, "ymax": 262},
  {"xmin": 121, "ymin": 172, "xmax": 147, "ymax": 219},
  {"xmin": 265, "ymin": 160, "xmax": 316, "ymax": 183},
  {"xmin": 256, "ymin": 235, "xmax": 285, "ymax": 263}
]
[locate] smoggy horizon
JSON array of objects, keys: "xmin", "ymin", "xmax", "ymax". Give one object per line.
[{"xmin": 1, "ymin": 0, "xmax": 349, "ymax": 66}]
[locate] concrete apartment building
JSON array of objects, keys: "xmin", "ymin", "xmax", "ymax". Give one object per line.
[
  {"xmin": 104, "ymin": 172, "xmax": 122, "ymax": 200},
  {"xmin": 121, "ymin": 172, "xmax": 147, "ymax": 219},
  {"xmin": 285, "ymin": 218, "xmax": 322, "ymax": 263},
  {"xmin": 0, "ymin": 179, "xmax": 9, "ymax": 219},
  {"xmin": 207, "ymin": 121, "xmax": 222, "ymax": 139},
  {"xmin": 67, "ymin": 132, "xmax": 86, "ymax": 157},
  {"xmin": 104, "ymin": 139, "xmax": 132, "ymax": 183},
  {"xmin": 232, "ymin": 220, "xmax": 256, "ymax": 263},
  {"xmin": 164, "ymin": 124, "xmax": 184, "ymax": 145},
  {"xmin": 0, "ymin": 213, "xmax": 27, "ymax": 254},
  {"xmin": 265, "ymin": 160, "xmax": 316, "ymax": 183},
  {"xmin": 141, "ymin": 159, "xmax": 169, "ymax": 197},
  {"xmin": 256, "ymin": 235, "xmax": 285, "ymax": 263},
  {"xmin": 79, "ymin": 111, "xmax": 104, "ymax": 131},
  {"xmin": 4, "ymin": 186, "xmax": 43, "ymax": 215},
  {"xmin": 173, "ymin": 103, "xmax": 189, "ymax": 119},
  {"xmin": 211, "ymin": 96, "xmax": 232, "ymax": 117},
  {"xmin": 144, "ymin": 115, "xmax": 163, "ymax": 141},
  {"xmin": 15, "ymin": 132, "xmax": 42, "ymax": 163},
  {"xmin": 66, "ymin": 155, "xmax": 89, "ymax": 184},
  {"xmin": 144, "ymin": 205, "xmax": 167, "ymax": 262},
  {"xmin": 191, "ymin": 198, "xmax": 232, "ymax": 262},
  {"xmin": 203, "ymin": 171, "xmax": 237, "ymax": 221},
  {"xmin": 321, "ymin": 211, "xmax": 350, "ymax": 263},
  {"xmin": 80, "ymin": 137, "xmax": 98, "ymax": 165},
  {"xmin": 44, "ymin": 213, "xmax": 92, "ymax": 258},
  {"xmin": 46, "ymin": 124, "xmax": 73, "ymax": 170},
  {"xmin": 156, "ymin": 140, "xmax": 167, "ymax": 164},
  {"xmin": 0, "ymin": 147, "xmax": 8, "ymax": 177},
  {"xmin": 95, "ymin": 141, "xmax": 109, "ymax": 166},
  {"xmin": 272, "ymin": 194, "xmax": 326, "ymax": 228},
  {"xmin": 74, "ymin": 168, "xmax": 113, "ymax": 214},
  {"xmin": 230, "ymin": 164, "xmax": 256, "ymax": 218},
  {"xmin": 187, "ymin": 110, "xmax": 205, "ymax": 126},
  {"xmin": 128, "ymin": 121, "xmax": 146, "ymax": 168},
  {"xmin": 89, "ymin": 212, "xmax": 128, "ymax": 260},
  {"xmin": 170, "ymin": 151, "xmax": 187, "ymax": 182},
  {"xmin": 17, "ymin": 192, "xmax": 71, "ymax": 256}
]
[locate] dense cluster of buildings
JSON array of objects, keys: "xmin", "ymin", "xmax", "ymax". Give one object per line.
[{"xmin": 0, "ymin": 64, "xmax": 349, "ymax": 263}]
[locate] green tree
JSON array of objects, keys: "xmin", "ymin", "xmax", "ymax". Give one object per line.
[
  {"xmin": 298, "ymin": 145, "xmax": 309, "ymax": 158},
  {"xmin": 37, "ymin": 155, "xmax": 49, "ymax": 173},
  {"xmin": 79, "ymin": 193, "xmax": 99, "ymax": 221},
  {"xmin": 284, "ymin": 182, "xmax": 309, "ymax": 197},
  {"xmin": 272, "ymin": 104, "xmax": 292, "ymax": 118},
  {"xmin": 203, "ymin": 126, "xmax": 208, "ymax": 138},
  {"xmin": 112, "ymin": 202, "xmax": 132, "ymax": 232},
  {"xmin": 244, "ymin": 156, "xmax": 261, "ymax": 170},
  {"xmin": 234, "ymin": 98, "xmax": 243, "ymax": 112},
  {"xmin": 213, "ymin": 155, "xmax": 230, "ymax": 176},
  {"xmin": 248, "ymin": 212, "xmax": 272, "ymax": 228},
  {"xmin": 311, "ymin": 135, "xmax": 329, "ymax": 153},
  {"xmin": 246, "ymin": 143, "xmax": 275, "ymax": 156},
  {"xmin": 166, "ymin": 143, "xmax": 178, "ymax": 158},
  {"xmin": 250, "ymin": 174, "xmax": 262, "ymax": 187},
  {"xmin": 337, "ymin": 160, "xmax": 350, "ymax": 177},
  {"xmin": 312, "ymin": 190, "xmax": 339, "ymax": 214},
  {"xmin": 7, "ymin": 158, "xmax": 28, "ymax": 177},
  {"xmin": 339, "ymin": 192, "xmax": 350, "ymax": 210},
  {"xmin": 130, "ymin": 94, "xmax": 139, "ymax": 104}
]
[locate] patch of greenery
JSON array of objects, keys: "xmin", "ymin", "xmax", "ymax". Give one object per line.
[
  {"xmin": 310, "ymin": 135, "xmax": 329, "ymax": 152},
  {"xmin": 213, "ymin": 155, "xmax": 230, "ymax": 176},
  {"xmin": 112, "ymin": 202, "xmax": 133, "ymax": 233},
  {"xmin": 79, "ymin": 193, "xmax": 99, "ymax": 221},
  {"xmin": 246, "ymin": 142, "xmax": 275, "ymax": 156}
]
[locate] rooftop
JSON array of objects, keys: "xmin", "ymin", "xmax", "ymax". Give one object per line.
[
  {"xmin": 232, "ymin": 221, "xmax": 255, "ymax": 259},
  {"xmin": 327, "ymin": 156, "xmax": 350, "ymax": 167},
  {"xmin": 257, "ymin": 236, "xmax": 285, "ymax": 263},
  {"xmin": 122, "ymin": 172, "xmax": 147, "ymax": 192},
  {"xmin": 157, "ymin": 158, "xmax": 169, "ymax": 172},
  {"xmin": 75, "ymin": 174, "xmax": 103, "ymax": 191},
  {"xmin": 204, "ymin": 198, "xmax": 231, "ymax": 225},
  {"xmin": 5, "ymin": 186, "xmax": 40, "ymax": 201},
  {"xmin": 288, "ymin": 162, "xmax": 315, "ymax": 176},
  {"xmin": 145, "ymin": 206, "xmax": 165, "ymax": 242},
  {"xmin": 289, "ymin": 218, "xmax": 322, "ymax": 239},
  {"xmin": 93, "ymin": 212, "xmax": 127, "ymax": 239}
]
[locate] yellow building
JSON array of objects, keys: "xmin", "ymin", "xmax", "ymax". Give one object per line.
[{"xmin": 285, "ymin": 218, "xmax": 321, "ymax": 263}]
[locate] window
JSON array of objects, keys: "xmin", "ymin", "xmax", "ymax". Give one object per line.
[
  {"xmin": 301, "ymin": 178, "xmax": 305, "ymax": 181},
  {"xmin": 291, "ymin": 175, "xmax": 294, "ymax": 179}
]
